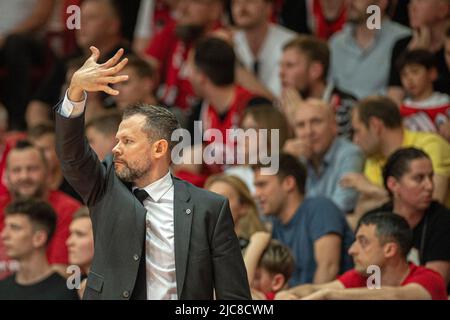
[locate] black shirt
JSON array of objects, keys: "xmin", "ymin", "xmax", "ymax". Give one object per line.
[
  {"xmin": 371, "ymin": 201, "xmax": 450, "ymax": 264},
  {"xmin": 0, "ymin": 272, "xmax": 79, "ymax": 300}
]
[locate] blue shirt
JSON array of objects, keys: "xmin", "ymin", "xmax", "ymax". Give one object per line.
[
  {"xmin": 271, "ymin": 197, "xmax": 354, "ymax": 286},
  {"xmin": 305, "ymin": 137, "xmax": 364, "ymax": 213},
  {"xmin": 329, "ymin": 19, "xmax": 410, "ymax": 99}
]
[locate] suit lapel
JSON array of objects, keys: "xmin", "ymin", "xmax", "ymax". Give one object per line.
[{"xmin": 173, "ymin": 177, "xmax": 193, "ymax": 299}]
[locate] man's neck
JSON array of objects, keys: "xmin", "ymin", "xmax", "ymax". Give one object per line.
[
  {"xmin": 134, "ymin": 166, "xmax": 170, "ymax": 189},
  {"xmin": 380, "ymin": 128, "xmax": 404, "ymax": 158},
  {"xmin": 278, "ymin": 193, "xmax": 303, "ymax": 225},
  {"xmin": 244, "ymin": 22, "xmax": 270, "ymax": 59},
  {"xmin": 15, "ymin": 251, "xmax": 53, "ymax": 285},
  {"xmin": 380, "ymin": 259, "xmax": 411, "ymax": 287},
  {"xmin": 307, "ymin": 81, "xmax": 327, "ymax": 99},
  {"xmin": 393, "ymin": 201, "xmax": 425, "ymax": 228},
  {"xmin": 354, "ymin": 20, "xmax": 380, "ymax": 50},
  {"xmin": 206, "ymin": 84, "xmax": 236, "ymax": 115}
]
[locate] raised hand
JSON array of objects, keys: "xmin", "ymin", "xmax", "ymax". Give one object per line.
[{"xmin": 68, "ymin": 46, "xmax": 129, "ymax": 101}]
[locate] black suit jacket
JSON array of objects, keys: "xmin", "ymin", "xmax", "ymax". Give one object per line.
[{"xmin": 54, "ymin": 104, "xmax": 251, "ymax": 300}]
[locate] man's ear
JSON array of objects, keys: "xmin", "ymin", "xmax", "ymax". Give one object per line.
[
  {"xmin": 153, "ymin": 139, "xmax": 169, "ymax": 159},
  {"xmin": 271, "ymin": 273, "xmax": 286, "ymax": 292},
  {"xmin": 282, "ymin": 175, "xmax": 297, "ymax": 194},
  {"xmin": 309, "ymin": 62, "xmax": 324, "ymax": 83},
  {"xmin": 32, "ymin": 230, "xmax": 48, "ymax": 249},
  {"xmin": 383, "ymin": 242, "xmax": 398, "ymax": 259},
  {"xmin": 369, "ymin": 117, "xmax": 383, "ymax": 135}
]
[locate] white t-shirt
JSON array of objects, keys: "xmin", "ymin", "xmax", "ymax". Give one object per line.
[{"xmin": 233, "ymin": 24, "xmax": 297, "ymax": 97}]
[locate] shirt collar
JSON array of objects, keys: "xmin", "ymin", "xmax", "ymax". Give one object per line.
[{"xmin": 132, "ymin": 171, "xmax": 173, "ymax": 202}]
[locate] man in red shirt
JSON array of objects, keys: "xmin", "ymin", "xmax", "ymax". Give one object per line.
[
  {"xmin": 144, "ymin": 0, "xmax": 225, "ymax": 111},
  {"xmin": 173, "ymin": 37, "xmax": 264, "ymax": 185},
  {"xmin": 275, "ymin": 211, "xmax": 448, "ymax": 300},
  {"xmin": 0, "ymin": 141, "xmax": 81, "ymax": 280}
]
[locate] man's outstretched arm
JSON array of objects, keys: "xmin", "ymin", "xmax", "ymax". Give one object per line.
[{"xmin": 54, "ymin": 47, "xmax": 129, "ymax": 206}]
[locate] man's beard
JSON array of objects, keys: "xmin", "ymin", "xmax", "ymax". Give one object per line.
[
  {"xmin": 12, "ymin": 181, "xmax": 46, "ymax": 199},
  {"xmin": 175, "ymin": 24, "xmax": 206, "ymax": 43},
  {"xmin": 114, "ymin": 160, "xmax": 151, "ymax": 183}
]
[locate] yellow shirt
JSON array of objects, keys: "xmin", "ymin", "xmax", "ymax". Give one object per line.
[{"xmin": 364, "ymin": 130, "xmax": 450, "ymax": 207}]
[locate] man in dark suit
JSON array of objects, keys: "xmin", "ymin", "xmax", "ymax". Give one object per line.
[{"xmin": 54, "ymin": 47, "xmax": 251, "ymax": 300}]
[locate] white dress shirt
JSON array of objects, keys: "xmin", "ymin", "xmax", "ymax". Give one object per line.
[
  {"xmin": 233, "ymin": 24, "xmax": 297, "ymax": 97},
  {"xmin": 59, "ymin": 92, "xmax": 178, "ymax": 300}
]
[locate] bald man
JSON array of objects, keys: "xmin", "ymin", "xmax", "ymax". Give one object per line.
[{"xmin": 283, "ymin": 99, "xmax": 364, "ymax": 213}]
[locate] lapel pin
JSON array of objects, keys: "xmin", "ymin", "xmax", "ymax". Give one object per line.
[{"xmin": 185, "ymin": 209, "xmax": 191, "ymax": 215}]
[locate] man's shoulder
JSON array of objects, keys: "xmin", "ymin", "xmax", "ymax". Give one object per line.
[
  {"xmin": 301, "ymin": 196, "xmax": 342, "ymax": 215},
  {"xmin": 333, "ymin": 137, "xmax": 363, "ymax": 159},
  {"xmin": 268, "ymin": 24, "xmax": 297, "ymax": 42}
]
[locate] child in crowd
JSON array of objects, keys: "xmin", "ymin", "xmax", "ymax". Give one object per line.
[
  {"xmin": 397, "ymin": 49, "xmax": 450, "ymax": 141},
  {"xmin": 244, "ymin": 232, "xmax": 295, "ymax": 300}
]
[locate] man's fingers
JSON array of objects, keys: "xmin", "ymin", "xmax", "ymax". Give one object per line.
[
  {"xmin": 89, "ymin": 46, "xmax": 100, "ymax": 62},
  {"xmin": 99, "ymin": 85, "xmax": 119, "ymax": 96},
  {"xmin": 102, "ymin": 58, "xmax": 129, "ymax": 75},
  {"xmin": 98, "ymin": 75, "xmax": 129, "ymax": 84},
  {"xmin": 101, "ymin": 48, "xmax": 124, "ymax": 68}
]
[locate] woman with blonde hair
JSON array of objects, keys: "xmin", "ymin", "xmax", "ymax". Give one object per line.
[{"xmin": 205, "ymin": 174, "xmax": 266, "ymax": 244}]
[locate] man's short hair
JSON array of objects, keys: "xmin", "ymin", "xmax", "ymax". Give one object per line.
[
  {"xmin": 253, "ymin": 153, "xmax": 307, "ymax": 195},
  {"xmin": 124, "ymin": 54, "xmax": 156, "ymax": 80},
  {"xmin": 357, "ymin": 211, "xmax": 413, "ymax": 258},
  {"xmin": 8, "ymin": 140, "xmax": 47, "ymax": 169},
  {"xmin": 5, "ymin": 198, "xmax": 57, "ymax": 246},
  {"xmin": 194, "ymin": 37, "xmax": 235, "ymax": 86},
  {"xmin": 283, "ymin": 35, "xmax": 330, "ymax": 79},
  {"xmin": 86, "ymin": 112, "xmax": 121, "ymax": 136},
  {"xmin": 259, "ymin": 239, "xmax": 295, "ymax": 282},
  {"xmin": 354, "ymin": 96, "xmax": 402, "ymax": 129},
  {"xmin": 28, "ymin": 123, "xmax": 55, "ymax": 140},
  {"xmin": 396, "ymin": 49, "xmax": 437, "ymax": 73},
  {"xmin": 122, "ymin": 104, "xmax": 180, "ymax": 151}
]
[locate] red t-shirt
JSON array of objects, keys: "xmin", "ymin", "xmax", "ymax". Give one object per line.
[
  {"xmin": 145, "ymin": 21, "xmax": 197, "ymax": 110},
  {"xmin": 201, "ymin": 85, "xmax": 256, "ymax": 173},
  {"xmin": 338, "ymin": 263, "xmax": 448, "ymax": 300},
  {"xmin": 0, "ymin": 191, "xmax": 81, "ymax": 280}
]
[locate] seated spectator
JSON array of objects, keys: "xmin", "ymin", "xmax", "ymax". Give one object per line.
[
  {"xmin": 243, "ymin": 231, "xmax": 295, "ymax": 300},
  {"xmin": 0, "ymin": 0, "xmax": 55, "ymax": 130},
  {"xmin": 176, "ymin": 37, "xmax": 266, "ymax": 183},
  {"xmin": 283, "ymin": 99, "xmax": 364, "ymax": 213},
  {"xmin": 279, "ymin": 36, "xmax": 356, "ymax": 137},
  {"xmin": 231, "ymin": 0, "xmax": 297, "ymax": 97},
  {"xmin": 27, "ymin": 0, "xmax": 132, "ymax": 125},
  {"xmin": 66, "ymin": 206, "xmax": 93, "ymax": 298},
  {"xmin": 86, "ymin": 112, "xmax": 122, "ymax": 161},
  {"xmin": 329, "ymin": 0, "xmax": 410, "ymax": 99},
  {"xmin": 226, "ymin": 103, "xmax": 292, "ymax": 194},
  {"xmin": 370, "ymin": 148, "xmax": 450, "ymax": 284},
  {"xmin": 276, "ymin": 211, "xmax": 448, "ymax": 300},
  {"xmin": 28, "ymin": 123, "xmax": 82, "ymax": 202},
  {"xmin": 133, "ymin": 0, "xmax": 178, "ymax": 55},
  {"xmin": 204, "ymin": 174, "xmax": 266, "ymax": 247},
  {"xmin": 0, "ymin": 141, "xmax": 81, "ymax": 280},
  {"xmin": 281, "ymin": 0, "xmax": 347, "ymax": 40},
  {"xmin": 341, "ymin": 97, "xmax": 450, "ymax": 228},
  {"xmin": 388, "ymin": 0, "xmax": 450, "ymax": 104},
  {"xmin": 253, "ymin": 153, "xmax": 354, "ymax": 286},
  {"xmin": 0, "ymin": 199, "xmax": 79, "ymax": 300},
  {"xmin": 144, "ymin": 0, "xmax": 225, "ymax": 111},
  {"xmin": 397, "ymin": 49, "xmax": 450, "ymax": 140},
  {"xmin": 113, "ymin": 55, "xmax": 158, "ymax": 111}
]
